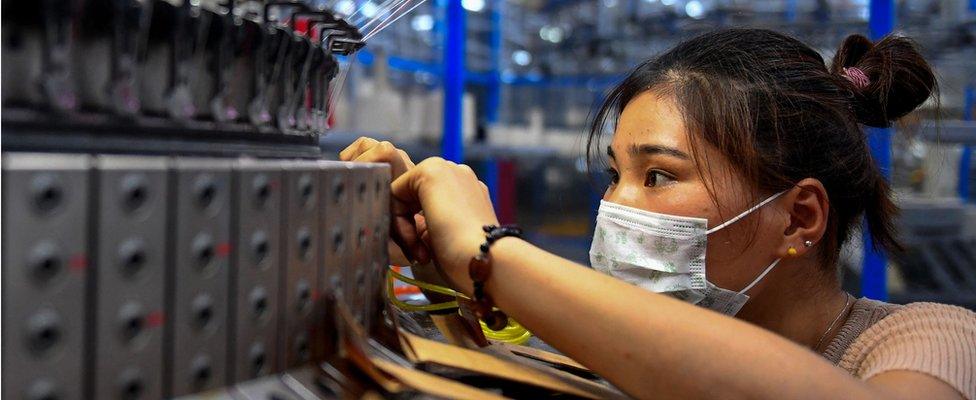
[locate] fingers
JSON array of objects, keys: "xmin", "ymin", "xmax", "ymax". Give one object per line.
[
  {"xmin": 390, "ymin": 157, "xmax": 488, "ymax": 207},
  {"xmin": 339, "ymin": 137, "xmax": 418, "ymax": 183},
  {"xmin": 389, "ymin": 162, "xmax": 435, "ymax": 263},
  {"xmin": 390, "ymin": 212, "xmax": 430, "ymax": 264},
  {"xmin": 353, "ymin": 141, "xmax": 414, "ymax": 178},
  {"xmin": 390, "ymin": 157, "xmax": 447, "ymax": 204},
  {"xmin": 338, "ymin": 136, "xmax": 378, "ymax": 161},
  {"xmin": 458, "ymin": 163, "xmax": 476, "ymax": 177},
  {"xmin": 387, "ymin": 240, "xmax": 413, "ymax": 266}
]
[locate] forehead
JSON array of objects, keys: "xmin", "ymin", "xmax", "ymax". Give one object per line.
[{"xmin": 611, "ymin": 91, "xmax": 690, "ymax": 153}]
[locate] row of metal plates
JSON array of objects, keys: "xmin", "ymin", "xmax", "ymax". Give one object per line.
[{"xmin": 1, "ymin": 153, "xmax": 391, "ymax": 400}]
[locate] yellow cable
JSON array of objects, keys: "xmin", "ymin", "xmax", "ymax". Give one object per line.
[
  {"xmin": 389, "ymin": 267, "xmax": 467, "ymax": 299},
  {"xmin": 479, "ymin": 317, "xmax": 533, "ymax": 345},
  {"xmin": 386, "ymin": 271, "xmax": 459, "ymax": 312},
  {"xmin": 386, "ymin": 266, "xmax": 533, "ymax": 344}
]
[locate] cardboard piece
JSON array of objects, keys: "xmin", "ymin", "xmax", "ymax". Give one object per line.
[
  {"xmin": 492, "ymin": 342, "xmax": 591, "ymax": 375},
  {"xmin": 430, "ymin": 313, "xmax": 593, "ymax": 376},
  {"xmin": 334, "ymin": 299, "xmax": 509, "ymax": 399},
  {"xmin": 429, "ymin": 313, "xmax": 486, "ymax": 349},
  {"xmin": 398, "ymin": 331, "xmax": 625, "ymax": 399},
  {"xmin": 369, "ymin": 357, "xmax": 509, "ymax": 400}
]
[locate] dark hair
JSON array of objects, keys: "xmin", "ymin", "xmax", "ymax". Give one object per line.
[{"xmin": 587, "ymin": 28, "xmax": 937, "ymax": 268}]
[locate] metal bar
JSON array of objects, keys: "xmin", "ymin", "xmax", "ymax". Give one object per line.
[
  {"xmin": 917, "ymin": 120, "xmax": 976, "ymax": 144},
  {"xmin": 861, "ymin": 0, "xmax": 895, "ymax": 301},
  {"xmin": 441, "ymin": 0, "xmax": 465, "ymax": 162},
  {"xmin": 785, "ymin": 0, "xmax": 798, "ymax": 22},
  {"xmin": 959, "ymin": 86, "xmax": 974, "ymax": 202},
  {"xmin": 920, "ymin": 243, "xmax": 962, "ymax": 293},
  {"xmin": 354, "ymin": 49, "xmax": 441, "ymax": 76},
  {"xmin": 485, "ymin": 0, "xmax": 502, "ymax": 125},
  {"xmin": 483, "ymin": 157, "xmax": 499, "ymax": 206}
]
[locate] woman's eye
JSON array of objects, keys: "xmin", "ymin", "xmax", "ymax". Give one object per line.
[
  {"xmin": 645, "ymin": 170, "xmax": 675, "ymax": 187},
  {"xmin": 606, "ymin": 168, "xmax": 620, "ymax": 185}
]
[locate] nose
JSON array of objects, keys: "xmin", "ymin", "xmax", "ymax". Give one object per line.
[{"xmin": 603, "ymin": 181, "xmax": 644, "ymax": 209}]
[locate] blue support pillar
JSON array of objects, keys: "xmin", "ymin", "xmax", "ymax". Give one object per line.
[
  {"xmin": 959, "ymin": 86, "xmax": 975, "ymax": 202},
  {"xmin": 785, "ymin": 0, "xmax": 798, "ymax": 22},
  {"xmin": 483, "ymin": 158, "xmax": 499, "ymax": 205},
  {"xmin": 861, "ymin": 0, "xmax": 895, "ymax": 301},
  {"xmin": 485, "ymin": 1, "xmax": 502, "ymax": 125},
  {"xmin": 481, "ymin": 0, "xmax": 502, "ymax": 206},
  {"xmin": 441, "ymin": 0, "xmax": 466, "ymax": 162}
]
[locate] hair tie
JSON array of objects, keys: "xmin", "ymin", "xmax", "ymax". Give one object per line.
[{"xmin": 842, "ymin": 67, "xmax": 870, "ymax": 90}]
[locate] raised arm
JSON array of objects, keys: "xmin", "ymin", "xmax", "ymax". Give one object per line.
[{"xmin": 386, "ymin": 157, "xmax": 885, "ymax": 400}]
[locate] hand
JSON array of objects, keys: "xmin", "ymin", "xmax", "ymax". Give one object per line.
[
  {"xmin": 390, "ymin": 157, "xmax": 498, "ymax": 294},
  {"xmin": 338, "ymin": 137, "xmax": 415, "ymax": 179},
  {"xmin": 339, "ymin": 137, "xmax": 430, "ymax": 262}
]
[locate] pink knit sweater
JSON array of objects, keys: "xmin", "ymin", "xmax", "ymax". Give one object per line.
[{"xmin": 820, "ymin": 298, "xmax": 976, "ymax": 399}]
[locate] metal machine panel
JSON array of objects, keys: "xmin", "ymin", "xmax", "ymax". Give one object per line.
[
  {"xmin": 168, "ymin": 158, "xmax": 233, "ymax": 397},
  {"xmin": 363, "ymin": 164, "xmax": 391, "ymax": 332},
  {"xmin": 171, "ymin": 388, "xmax": 236, "ymax": 400},
  {"xmin": 93, "ymin": 156, "xmax": 168, "ymax": 400},
  {"xmin": 343, "ymin": 164, "xmax": 371, "ymax": 325},
  {"xmin": 229, "ymin": 160, "xmax": 283, "ymax": 382},
  {"xmin": 2, "ymin": 153, "xmax": 90, "ymax": 400},
  {"xmin": 279, "ymin": 160, "xmax": 321, "ymax": 369},
  {"xmin": 281, "ymin": 366, "xmax": 342, "ymax": 400},
  {"xmin": 315, "ymin": 161, "xmax": 351, "ymax": 359},
  {"xmin": 317, "ymin": 161, "xmax": 351, "ymax": 300},
  {"xmin": 232, "ymin": 374, "xmax": 306, "ymax": 400}
]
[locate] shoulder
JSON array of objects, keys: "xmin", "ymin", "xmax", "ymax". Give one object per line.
[
  {"xmin": 864, "ymin": 302, "xmax": 976, "ymax": 335},
  {"xmin": 839, "ymin": 302, "xmax": 976, "ymax": 398}
]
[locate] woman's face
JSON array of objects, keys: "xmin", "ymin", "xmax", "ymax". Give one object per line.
[{"xmin": 603, "ymin": 90, "xmax": 788, "ymax": 292}]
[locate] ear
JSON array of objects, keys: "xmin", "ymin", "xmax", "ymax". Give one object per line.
[{"xmin": 776, "ymin": 178, "xmax": 829, "ymax": 258}]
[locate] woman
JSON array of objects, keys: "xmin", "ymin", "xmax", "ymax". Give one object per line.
[{"xmin": 340, "ymin": 29, "xmax": 975, "ymax": 399}]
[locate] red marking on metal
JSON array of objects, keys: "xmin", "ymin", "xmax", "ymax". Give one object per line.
[
  {"xmin": 147, "ymin": 311, "xmax": 165, "ymax": 328},
  {"xmin": 69, "ymin": 254, "xmax": 88, "ymax": 271},
  {"xmin": 216, "ymin": 243, "xmax": 232, "ymax": 257}
]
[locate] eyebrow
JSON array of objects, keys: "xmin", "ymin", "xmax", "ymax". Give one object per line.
[{"xmin": 607, "ymin": 144, "xmax": 690, "ymax": 160}]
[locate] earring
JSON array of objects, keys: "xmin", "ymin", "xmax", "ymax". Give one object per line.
[
  {"xmin": 787, "ymin": 246, "xmax": 798, "ymax": 256},
  {"xmin": 804, "ymin": 240, "xmax": 814, "ymax": 247}
]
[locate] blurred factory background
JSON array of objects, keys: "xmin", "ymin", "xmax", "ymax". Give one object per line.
[{"xmin": 320, "ymin": 0, "xmax": 976, "ymax": 309}]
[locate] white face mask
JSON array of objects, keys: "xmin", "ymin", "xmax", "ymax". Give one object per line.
[{"xmin": 589, "ymin": 192, "xmax": 785, "ymax": 316}]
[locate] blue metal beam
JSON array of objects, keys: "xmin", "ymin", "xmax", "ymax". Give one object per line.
[
  {"xmin": 959, "ymin": 86, "xmax": 975, "ymax": 202},
  {"xmin": 502, "ymin": 73, "xmax": 624, "ymax": 88},
  {"xmin": 441, "ymin": 0, "xmax": 465, "ymax": 162},
  {"xmin": 966, "ymin": 0, "xmax": 976, "ymax": 202},
  {"xmin": 861, "ymin": 0, "xmax": 895, "ymax": 301},
  {"xmin": 486, "ymin": 0, "xmax": 502, "ymax": 125},
  {"xmin": 467, "ymin": 71, "xmax": 494, "ymax": 85},
  {"xmin": 353, "ymin": 49, "xmax": 441, "ymax": 76},
  {"xmin": 785, "ymin": 0, "xmax": 798, "ymax": 22}
]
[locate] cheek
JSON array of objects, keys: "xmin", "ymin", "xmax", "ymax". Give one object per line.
[
  {"xmin": 702, "ymin": 212, "xmax": 782, "ymax": 286},
  {"xmin": 625, "ymin": 182, "xmax": 716, "ymax": 217},
  {"xmin": 702, "ymin": 231, "xmax": 758, "ymax": 289}
]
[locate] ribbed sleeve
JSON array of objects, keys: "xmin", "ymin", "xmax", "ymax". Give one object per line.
[{"xmin": 838, "ymin": 302, "xmax": 976, "ymax": 399}]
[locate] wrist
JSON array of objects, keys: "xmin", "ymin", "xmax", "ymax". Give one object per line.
[
  {"xmin": 465, "ymin": 225, "xmax": 524, "ymax": 330},
  {"xmin": 451, "ymin": 235, "xmax": 523, "ymax": 295}
]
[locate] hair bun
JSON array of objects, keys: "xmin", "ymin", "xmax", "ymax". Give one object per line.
[{"xmin": 830, "ymin": 34, "xmax": 937, "ymax": 127}]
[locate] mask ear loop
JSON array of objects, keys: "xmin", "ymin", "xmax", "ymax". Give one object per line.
[
  {"xmin": 706, "ymin": 190, "xmax": 788, "ymax": 234},
  {"xmin": 703, "ymin": 190, "xmax": 788, "ymax": 295},
  {"xmin": 737, "ymin": 258, "xmax": 781, "ymax": 294}
]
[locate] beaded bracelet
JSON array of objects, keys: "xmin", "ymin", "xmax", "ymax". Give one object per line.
[{"xmin": 468, "ymin": 224, "xmax": 523, "ymax": 331}]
